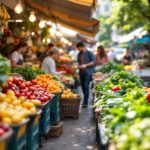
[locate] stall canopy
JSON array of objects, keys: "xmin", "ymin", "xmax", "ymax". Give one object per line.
[{"xmin": 24, "ymin": 0, "xmax": 99, "ymax": 37}]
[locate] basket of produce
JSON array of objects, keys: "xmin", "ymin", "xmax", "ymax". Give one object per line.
[
  {"xmin": 60, "ymin": 89, "xmax": 81, "ymax": 119},
  {"xmin": 0, "ymin": 124, "xmax": 13, "ymax": 150},
  {"xmin": 27, "ymin": 110, "xmax": 42, "ymax": 150}
]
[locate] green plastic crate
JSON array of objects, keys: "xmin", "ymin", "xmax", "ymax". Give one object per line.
[
  {"xmin": 8, "ymin": 119, "xmax": 29, "ymax": 150},
  {"xmin": 27, "ymin": 110, "xmax": 41, "ymax": 150},
  {"xmin": 50, "ymin": 94, "xmax": 60, "ymax": 125},
  {"xmin": 39, "ymin": 101, "xmax": 51, "ymax": 135}
]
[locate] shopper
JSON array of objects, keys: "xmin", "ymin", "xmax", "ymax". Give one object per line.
[
  {"xmin": 76, "ymin": 42, "xmax": 96, "ymax": 107},
  {"xmin": 122, "ymin": 48, "xmax": 132, "ymax": 65},
  {"xmin": 10, "ymin": 41, "xmax": 28, "ymax": 67},
  {"xmin": 41, "ymin": 47, "xmax": 64, "ymax": 75},
  {"xmin": 40, "ymin": 43, "xmax": 54, "ymax": 63},
  {"xmin": 95, "ymin": 45, "xmax": 108, "ymax": 66}
]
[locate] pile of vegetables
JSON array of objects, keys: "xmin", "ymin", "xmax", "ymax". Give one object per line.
[
  {"xmin": 94, "ymin": 71, "xmax": 150, "ymax": 149},
  {"xmin": 0, "ymin": 54, "xmax": 10, "ymax": 89},
  {"xmin": 11, "ymin": 66, "xmax": 44, "ymax": 81},
  {"xmin": 98, "ymin": 62, "xmax": 124, "ymax": 73}
]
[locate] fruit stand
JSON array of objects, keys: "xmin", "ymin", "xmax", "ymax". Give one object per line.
[
  {"xmin": 92, "ymin": 62, "xmax": 150, "ymax": 150},
  {"xmin": 0, "ymin": 54, "xmax": 81, "ymax": 150}
]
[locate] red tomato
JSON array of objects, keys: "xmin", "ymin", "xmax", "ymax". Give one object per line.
[
  {"xmin": 31, "ymin": 79, "xmax": 37, "ymax": 84},
  {"xmin": 112, "ymin": 85, "xmax": 121, "ymax": 92},
  {"xmin": 146, "ymin": 92, "xmax": 150, "ymax": 102}
]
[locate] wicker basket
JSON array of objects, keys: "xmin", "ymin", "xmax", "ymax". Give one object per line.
[
  {"xmin": 60, "ymin": 96, "xmax": 81, "ymax": 119},
  {"xmin": 48, "ymin": 122, "xmax": 63, "ymax": 138}
]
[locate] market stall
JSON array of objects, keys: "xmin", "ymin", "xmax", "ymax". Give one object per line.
[{"xmin": 92, "ymin": 62, "xmax": 150, "ymax": 150}]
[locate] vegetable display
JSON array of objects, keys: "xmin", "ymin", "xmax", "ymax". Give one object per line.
[
  {"xmin": 11, "ymin": 66, "xmax": 44, "ymax": 81},
  {"xmin": 98, "ymin": 62, "xmax": 124, "ymax": 73},
  {"xmin": 94, "ymin": 71, "xmax": 149, "ymax": 149}
]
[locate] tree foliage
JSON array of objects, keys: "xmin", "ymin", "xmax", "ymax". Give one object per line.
[
  {"xmin": 97, "ymin": 16, "xmax": 112, "ymax": 47},
  {"xmin": 109, "ymin": 0, "xmax": 150, "ymax": 33}
]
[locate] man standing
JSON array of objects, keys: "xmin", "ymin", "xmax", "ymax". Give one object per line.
[{"xmin": 76, "ymin": 42, "xmax": 96, "ymax": 107}]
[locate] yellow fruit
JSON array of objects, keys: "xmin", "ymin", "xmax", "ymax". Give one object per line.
[
  {"xmin": 19, "ymin": 96, "xmax": 26, "ymax": 102},
  {"xmin": 30, "ymin": 100, "xmax": 41, "ymax": 106},
  {"xmin": 29, "ymin": 108, "xmax": 37, "ymax": 114},
  {"xmin": 4, "ymin": 97, "xmax": 11, "ymax": 103},
  {"xmin": 22, "ymin": 101, "xmax": 34, "ymax": 109},
  {"xmin": 2, "ymin": 117, "xmax": 12, "ymax": 124},
  {"xmin": 7, "ymin": 90, "xmax": 15, "ymax": 97},
  {"xmin": 12, "ymin": 100, "xmax": 21, "ymax": 106},
  {"xmin": 0, "ymin": 93, "xmax": 6, "ymax": 101},
  {"xmin": 0, "ymin": 109, "xmax": 8, "ymax": 118},
  {"xmin": 12, "ymin": 115, "xmax": 23, "ymax": 124}
]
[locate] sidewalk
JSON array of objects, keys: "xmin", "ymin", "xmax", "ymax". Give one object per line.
[{"xmin": 41, "ymin": 88, "xmax": 98, "ymax": 150}]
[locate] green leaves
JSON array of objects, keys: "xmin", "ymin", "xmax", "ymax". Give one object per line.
[
  {"xmin": 0, "ymin": 54, "xmax": 10, "ymax": 88},
  {"xmin": 11, "ymin": 66, "xmax": 45, "ymax": 81}
]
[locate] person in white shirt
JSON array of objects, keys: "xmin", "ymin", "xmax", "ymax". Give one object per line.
[
  {"xmin": 41, "ymin": 47, "xmax": 64, "ymax": 75},
  {"xmin": 10, "ymin": 41, "xmax": 28, "ymax": 67}
]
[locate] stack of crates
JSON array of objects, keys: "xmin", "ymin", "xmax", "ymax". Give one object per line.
[
  {"xmin": 50, "ymin": 93, "xmax": 60, "ymax": 125},
  {"xmin": 27, "ymin": 110, "xmax": 41, "ymax": 150},
  {"xmin": 8, "ymin": 119, "xmax": 29, "ymax": 150}
]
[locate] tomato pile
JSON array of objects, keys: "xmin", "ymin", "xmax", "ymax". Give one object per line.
[{"xmin": 2, "ymin": 77, "xmax": 53, "ymax": 103}]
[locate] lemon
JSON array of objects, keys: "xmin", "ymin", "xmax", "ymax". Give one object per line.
[{"xmin": 2, "ymin": 117, "xmax": 12, "ymax": 124}]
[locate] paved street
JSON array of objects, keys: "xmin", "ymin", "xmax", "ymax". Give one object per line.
[{"xmin": 41, "ymin": 88, "xmax": 98, "ymax": 150}]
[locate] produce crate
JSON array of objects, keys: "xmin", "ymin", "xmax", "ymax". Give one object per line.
[
  {"xmin": 60, "ymin": 96, "xmax": 81, "ymax": 119},
  {"xmin": 8, "ymin": 119, "xmax": 29, "ymax": 150},
  {"xmin": 0, "ymin": 126, "xmax": 13, "ymax": 150},
  {"xmin": 27, "ymin": 110, "xmax": 41, "ymax": 150},
  {"xmin": 50, "ymin": 94, "xmax": 60, "ymax": 125},
  {"xmin": 39, "ymin": 101, "xmax": 51, "ymax": 135},
  {"xmin": 48, "ymin": 121, "xmax": 63, "ymax": 138}
]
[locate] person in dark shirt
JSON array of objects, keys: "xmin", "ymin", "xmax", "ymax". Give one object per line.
[
  {"xmin": 39, "ymin": 43, "xmax": 54, "ymax": 63},
  {"xmin": 76, "ymin": 42, "xmax": 96, "ymax": 107}
]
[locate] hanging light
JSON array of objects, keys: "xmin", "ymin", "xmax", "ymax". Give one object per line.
[
  {"xmin": 14, "ymin": 0, "xmax": 23, "ymax": 14},
  {"xmin": 29, "ymin": 12, "xmax": 36, "ymax": 22},
  {"xmin": 39, "ymin": 20, "xmax": 45, "ymax": 28}
]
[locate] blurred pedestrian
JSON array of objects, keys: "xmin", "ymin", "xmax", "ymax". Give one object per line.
[
  {"xmin": 10, "ymin": 41, "xmax": 28, "ymax": 67},
  {"xmin": 95, "ymin": 45, "xmax": 108, "ymax": 66},
  {"xmin": 39, "ymin": 43, "xmax": 54, "ymax": 63},
  {"xmin": 76, "ymin": 42, "xmax": 96, "ymax": 107},
  {"xmin": 122, "ymin": 48, "xmax": 132, "ymax": 65},
  {"xmin": 41, "ymin": 47, "xmax": 65, "ymax": 75}
]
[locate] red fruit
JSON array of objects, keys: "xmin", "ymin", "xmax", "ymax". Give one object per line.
[
  {"xmin": 1, "ymin": 124, "xmax": 9, "ymax": 132},
  {"xmin": 14, "ymin": 91, "xmax": 20, "ymax": 97},
  {"xmin": 31, "ymin": 80, "xmax": 37, "ymax": 84},
  {"xmin": 0, "ymin": 129, "xmax": 5, "ymax": 136},
  {"xmin": 29, "ymin": 95, "xmax": 36, "ymax": 99},
  {"xmin": 112, "ymin": 85, "xmax": 121, "ymax": 92},
  {"xmin": 146, "ymin": 92, "xmax": 150, "ymax": 102}
]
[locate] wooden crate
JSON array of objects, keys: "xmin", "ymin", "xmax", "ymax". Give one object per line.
[{"xmin": 48, "ymin": 122, "xmax": 63, "ymax": 138}]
